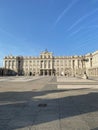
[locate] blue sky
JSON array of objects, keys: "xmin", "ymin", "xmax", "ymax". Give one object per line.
[{"xmin": 0, "ymin": 0, "xmax": 98, "ymax": 66}]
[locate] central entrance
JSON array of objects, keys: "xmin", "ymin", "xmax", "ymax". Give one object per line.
[{"xmin": 40, "ymin": 69, "xmax": 53, "ymax": 76}]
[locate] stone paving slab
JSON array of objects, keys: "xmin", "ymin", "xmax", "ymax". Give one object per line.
[
  {"xmin": 58, "ymin": 85, "xmax": 98, "ymax": 89},
  {"xmin": 57, "ymin": 76, "xmax": 97, "ymax": 82},
  {"xmin": 0, "ymin": 76, "xmax": 46, "ymax": 82}
]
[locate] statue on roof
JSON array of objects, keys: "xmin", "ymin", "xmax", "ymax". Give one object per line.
[
  {"xmin": 45, "ymin": 49, "xmax": 48, "ymax": 52},
  {"xmin": 45, "ymin": 49, "xmax": 48, "ymax": 53}
]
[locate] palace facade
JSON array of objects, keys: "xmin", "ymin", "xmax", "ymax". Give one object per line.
[{"xmin": 3, "ymin": 50, "xmax": 98, "ymax": 77}]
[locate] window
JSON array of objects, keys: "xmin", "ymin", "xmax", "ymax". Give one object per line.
[
  {"xmin": 33, "ymin": 60, "xmax": 35, "ymax": 65},
  {"xmin": 60, "ymin": 61, "xmax": 63, "ymax": 66},
  {"xmin": 5, "ymin": 61, "xmax": 7, "ymax": 64},
  {"xmin": 69, "ymin": 60, "xmax": 71, "ymax": 66},
  {"xmin": 5, "ymin": 61, "xmax": 7, "ymax": 68},
  {"xmin": 9, "ymin": 61, "xmax": 11, "ymax": 66},
  {"xmin": 48, "ymin": 61, "xmax": 50, "ymax": 68},
  {"xmin": 44, "ymin": 60, "xmax": 46, "ymax": 68},
  {"xmin": 41, "ymin": 60, "xmax": 43, "ymax": 68},
  {"xmin": 57, "ymin": 60, "xmax": 59, "ymax": 66},
  {"xmin": 12, "ymin": 60, "xmax": 15, "ymax": 68}
]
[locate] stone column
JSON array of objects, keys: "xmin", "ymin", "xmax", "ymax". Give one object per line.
[
  {"xmin": 72, "ymin": 60, "xmax": 75, "ymax": 76},
  {"xmin": 43, "ymin": 70, "xmax": 45, "ymax": 76},
  {"xmin": 42, "ymin": 61, "xmax": 44, "ymax": 69},
  {"xmin": 51, "ymin": 70, "xmax": 52, "ymax": 76},
  {"xmin": 47, "ymin": 70, "xmax": 49, "ymax": 76},
  {"xmin": 71, "ymin": 60, "xmax": 74, "ymax": 69},
  {"xmin": 81, "ymin": 60, "xmax": 83, "ymax": 68},
  {"xmin": 47, "ymin": 61, "xmax": 48, "ymax": 69},
  {"xmin": 90, "ymin": 58, "xmax": 92, "ymax": 67},
  {"xmin": 77, "ymin": 60, "xmax": 79, "ymax": 68}
]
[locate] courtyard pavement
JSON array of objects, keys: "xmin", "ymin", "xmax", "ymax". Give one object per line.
[{"xmin": 0, "ymin": 76, "xmax": 98, "ymax": 130}]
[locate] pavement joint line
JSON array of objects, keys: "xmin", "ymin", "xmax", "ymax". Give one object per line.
[
  {"xmin": 48, "ymin": 82, "xmax": 98, "ymax": 85},
  {"xmin": 0, "ymin": 76, "xmax": 52, "ymax": 82}
]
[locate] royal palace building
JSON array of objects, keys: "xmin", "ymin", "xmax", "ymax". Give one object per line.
[{"xmin": 3, "ymin": 50, "xmax": 98, "ymax": 77}]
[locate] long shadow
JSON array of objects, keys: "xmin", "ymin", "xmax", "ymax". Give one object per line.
[
  {"xmin": 91, "ymin": 128, "xmax": 98, "ymax": 130},
  {"xmin": 0, "ymin": 89, "xmax": 98, "ymax": 129},
  {"xmin": 0, "ymin": 88, "xmax": 88, "ymax": 102}
]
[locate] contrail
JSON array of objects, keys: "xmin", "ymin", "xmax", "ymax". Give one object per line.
[
  {"xmin": 68, "ymin": 27, "xmax": 83, "ymax": 37},
  {"xmin": 68, "ymin": 25, "xmax": 98, "ymax": 38},
  {"xmin": 54, "ymin": 0, "xmax": 79, "ymax": 26},
  {"xmin": 68, "ymin": 8, "xmax": 98, "ymax": 31}
]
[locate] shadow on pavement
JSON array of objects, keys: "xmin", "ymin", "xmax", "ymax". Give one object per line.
[
  {"xmin": 91, "ymin": 128, "xmax": 98, "ymax": 130},
  {"xmin": 0, "ymin": 88, "xmax": 98, "ymax": 129}
]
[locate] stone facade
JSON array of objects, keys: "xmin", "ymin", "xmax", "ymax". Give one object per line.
[{"xmin": 3, "ymin": 50, "xmax": 98, "ymax": 77}]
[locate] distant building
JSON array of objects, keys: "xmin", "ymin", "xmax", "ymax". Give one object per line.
[{"xmin": 3, "ymin": 50, "xmax": 98, "ymax": 77}]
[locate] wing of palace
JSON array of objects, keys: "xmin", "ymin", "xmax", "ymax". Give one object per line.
[{"xmin": 1, "ymin": 50, "xmax": 98, "ymax": 77}]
